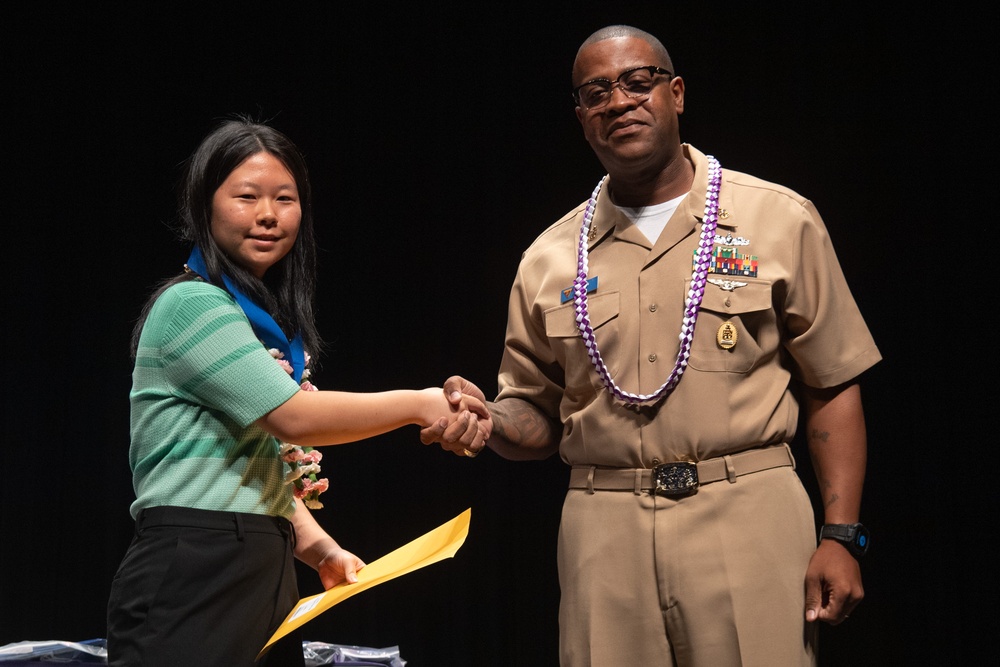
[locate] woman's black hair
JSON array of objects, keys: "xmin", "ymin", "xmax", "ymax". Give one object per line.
[{"xmin": 131, "ymin": 115, "xmax": 322, "ymax": 358}]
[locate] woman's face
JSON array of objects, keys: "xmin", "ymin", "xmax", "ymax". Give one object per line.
[{"xmin": 210, "ymin": 151, "xmax": 301, "ymax": 278}]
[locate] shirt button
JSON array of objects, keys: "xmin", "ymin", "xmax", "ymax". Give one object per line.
[
  {"xmin": 648, "ymin": 353, "xmax": 657, "ymax": 363},
  {"xmin": 649, "ymin": 303, "xmax": 658, "ymax": 312}
]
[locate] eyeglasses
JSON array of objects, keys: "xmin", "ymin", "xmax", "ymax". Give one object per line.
[{"xmin": 573, "ymin": 66, "xmax": 673, "ymax": 110}]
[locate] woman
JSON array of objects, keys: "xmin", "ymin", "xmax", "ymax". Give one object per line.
[{"xmin": 106, "ymin": 116, "xmax": 489, "ymax": 666}]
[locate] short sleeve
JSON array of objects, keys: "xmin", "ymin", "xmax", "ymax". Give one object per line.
[
  {"xmin": 137, "ymin": 282, "xmax": 301, "ymax": 427},
  {"xmin": 782, "ymin": 201, "xmax": 881, "ymax": 387}
]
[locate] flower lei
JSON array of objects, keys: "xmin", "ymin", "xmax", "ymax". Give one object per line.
[{"xmin": 270, "ymin": 348, "xmax": 330, "ymax": 509}]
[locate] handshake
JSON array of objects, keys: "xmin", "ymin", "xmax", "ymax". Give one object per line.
[{"xmin": 421, "ymin": 376, "xmax": 492, "ymax": 458}]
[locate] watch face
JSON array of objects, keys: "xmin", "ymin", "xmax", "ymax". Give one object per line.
[
  {"xmin": 822, "ymin": 523, "xmax": 869, "ymax": 558},
  {"xmin": 852, "ymin": 524, "xmax": 870, "ymax": 556}
]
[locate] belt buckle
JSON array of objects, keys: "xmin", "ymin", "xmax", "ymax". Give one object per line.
[{"xmin": 653, "ymin": 461, "xmax": 699, "ymax": 496}]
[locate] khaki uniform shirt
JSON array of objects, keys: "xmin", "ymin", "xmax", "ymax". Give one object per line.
[{"xmin": 497, "ymin": 144, "xmax": 881, "ymax": 468}]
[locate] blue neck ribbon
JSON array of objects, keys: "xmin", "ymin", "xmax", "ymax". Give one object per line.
[{"xmin": 185, "ymin": 245, "xmax": 305, "ymax": 383}]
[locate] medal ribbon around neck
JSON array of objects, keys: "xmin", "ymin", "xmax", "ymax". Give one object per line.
[
  {"xmin": 185, "ymin": 245, "xmax": 306, "ymax": 383},
  {"xmin": 573, "ymin": 155, "xmax": 722, "ymax": 405}
]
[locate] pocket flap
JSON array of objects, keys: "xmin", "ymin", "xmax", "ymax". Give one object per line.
[
  {"xmin": 696, "ymin": 280, "xmax": 772, "ymax": 314},
  {"xmin": 545, "ymin": 291, "xmax": 620, "ymax": 338}
]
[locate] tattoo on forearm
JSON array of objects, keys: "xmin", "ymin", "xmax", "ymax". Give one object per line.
[
  {"xmin": 818, "ymin": 478, "xmax": 839, "ymax": 508},
  {"xmin": 810, "ymin": 428, "xmax": 830, "ymax": 445},
  {"xmin": 493, "ymin": 400, "xmax": 559, "ymax": 448}
]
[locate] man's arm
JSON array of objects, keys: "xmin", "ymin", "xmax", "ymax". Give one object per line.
[
  {"xmin": 802, "ymin": 380, "xmax": 867, "ymax": 624},
  {"xmin": 419, "ymin": 376, "xmax": 561, "ymax": 460},
  {"xmin": 483, "ymin": 395, "xmax": 562, "ymax": 460}
]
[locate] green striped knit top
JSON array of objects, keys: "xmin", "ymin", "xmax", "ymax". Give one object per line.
[{"xmin": 128, "ymin": 280, "xmax": 301, "ymax": 519}]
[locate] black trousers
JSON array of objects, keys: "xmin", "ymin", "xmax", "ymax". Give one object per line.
[{"xmin": 107, "ymin": 506, "xmax": 305, "ymax": 666}]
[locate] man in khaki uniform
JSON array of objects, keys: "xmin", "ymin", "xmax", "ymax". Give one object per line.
[{"xmin": 423, "ymin": 24, "xmax": 880, "ymax": 666}]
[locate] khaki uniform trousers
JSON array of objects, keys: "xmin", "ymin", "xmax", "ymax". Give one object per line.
[{"xmin": 557, "ymin": 466, "xmax": 818, "ymax": 666}]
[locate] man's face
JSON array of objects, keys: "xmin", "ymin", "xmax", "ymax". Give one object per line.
[{"xmin": 573, "ymin": 37, "xmax": 684, "ymax": 176}]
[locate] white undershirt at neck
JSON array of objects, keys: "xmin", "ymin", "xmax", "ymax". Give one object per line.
[{"xmin": 617, "ymin": 192, "xmax": 688, "ymax": 244}]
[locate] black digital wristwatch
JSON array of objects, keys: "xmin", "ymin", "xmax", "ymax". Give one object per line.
[{"xmin": 820, "ymin": 523, "xmax": 870, "ymax": 559}]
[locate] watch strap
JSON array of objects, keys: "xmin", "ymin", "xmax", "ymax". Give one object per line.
[
  {"xmin": 820, "ymin": 524, "xmax": 856, "ymax": 542},
  {"xmin": 820, "ymin": 522, "xmax": 869, "ymax": 558}
]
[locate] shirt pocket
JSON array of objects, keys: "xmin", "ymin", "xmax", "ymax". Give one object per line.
[
  {"xmin": 687, "ymin": 280, "xmax": 774, "ymax": 373},
  {"xmin": 544, "ymin": 291, "xmax": 621, "ymax": 390}
]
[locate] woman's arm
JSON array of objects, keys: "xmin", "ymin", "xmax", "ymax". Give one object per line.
[
  {"xmin": 258, "ymin": 387, "xmax": 489, "ymax": 448},
  {"xmin": 290, "ymin": 501, "xmax": 365, "ymax": 589}
]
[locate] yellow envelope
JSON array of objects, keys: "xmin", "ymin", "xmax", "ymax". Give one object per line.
[{"xmin": 258, "ymin": 507, "xmax": 471, "ymax": 659}]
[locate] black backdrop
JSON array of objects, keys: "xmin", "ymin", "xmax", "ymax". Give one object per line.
[{"xmin": 2, "ymin": 3, "xmax": 993, "ymax": 665}]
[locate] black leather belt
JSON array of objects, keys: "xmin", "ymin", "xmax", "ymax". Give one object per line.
[{"xmin": 568, "ymin": 444, "xmax": 795, "ymax": 496}]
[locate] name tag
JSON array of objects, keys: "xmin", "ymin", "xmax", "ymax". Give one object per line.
[{"xmin": 561, "ymin": 276, "xmax": 598, "ymax": 303}]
